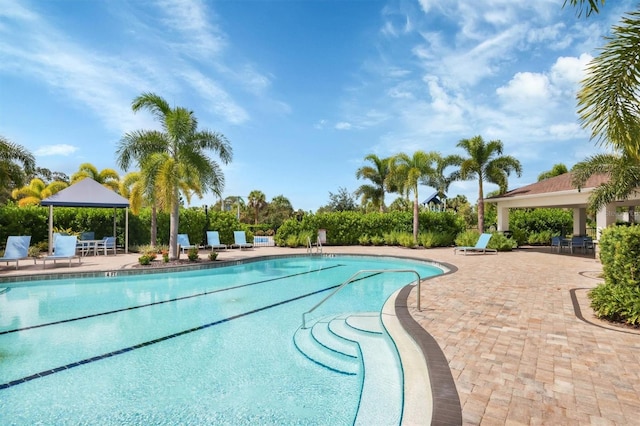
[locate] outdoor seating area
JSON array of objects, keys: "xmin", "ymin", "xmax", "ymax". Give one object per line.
[{"xmin": 550, "ymin": 235, "xmax": 594, "ymax": 254}]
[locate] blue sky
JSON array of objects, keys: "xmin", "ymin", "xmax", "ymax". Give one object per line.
[{"xmin": 0, "ymin": 0, "xmax": 633, "ymax": 212}]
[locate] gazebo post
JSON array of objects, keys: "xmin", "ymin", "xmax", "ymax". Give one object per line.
[{"xmin": 48, "ymin": 205, "xmax": 53, "ymax": 255}]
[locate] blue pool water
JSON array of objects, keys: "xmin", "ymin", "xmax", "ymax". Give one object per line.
[{"xmin": 0, "ymin": 255, "xmax": 443, "ymax": 424}]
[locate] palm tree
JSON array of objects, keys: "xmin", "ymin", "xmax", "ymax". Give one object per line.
[
  {"xmin": 11, "ymin": 178, "xmax": 68, "ymax": 206},
  {"xmin": 118, "ymin": 92, "xmax": 232, "ymax": 260},
  {"xmin": 355, "ymin": 154, "xmax": 391, "ymax": 212},
  {"xmin": 247, "ymin": 190, "xmax": 267, "ymax": 225},
  {"xmin": 0, "ymin": 136, "xmax": 36, "ymax": 203},
  {"xmin": 571, "ymin": 152, "xmax": 640, "ymax": 221},
  {"xmin": 70, "ymin": 163, "xmax": 121, "ymax": 192},
  {"xmin": 564, "ymin": 2, "xmax": 640, "ymax": 159},
  {"xmin": 388, "ymin": 151, "xmax": 441, "ymax": 242},
  {"xmin": 422, "ymin": 154, "xmax": 461, "ymax": 205},
  {"xmin": 538, "ymin": 163, "xmax": 569, "ymax": 181},
  {"xmin": 455, "ymin": 135, "xmax": 522, "ymax": 233}
]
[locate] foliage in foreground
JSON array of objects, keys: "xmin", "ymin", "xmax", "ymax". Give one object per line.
[{"xmin": 590, "ymin": 225, "xmax": 640, "ymax": 326}]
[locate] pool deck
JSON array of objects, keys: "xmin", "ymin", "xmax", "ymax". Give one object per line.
[{"xmin": 2, "ymin": 245, "xmax": 639, "ymax": 425}]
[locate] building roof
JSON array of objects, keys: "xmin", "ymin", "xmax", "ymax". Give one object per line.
[
  {"xmin": 40, "ymin": 178, "xmax": 130, "ymax": 208},
  {"xmin": 487, "ymin": 173, "xmax": 609, "ymax": 200}
]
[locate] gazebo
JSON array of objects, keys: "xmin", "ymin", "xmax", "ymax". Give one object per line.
[
  {"xmin": 485, "ymin": 173, "xmax": 640, "ymax": 239},
  {"xmin": 40, "ymin": 178, "xmax": 130, "ymax": 254}
]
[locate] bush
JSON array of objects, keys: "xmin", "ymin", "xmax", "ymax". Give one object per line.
[
  {"xmin": 138, "ymin": 254, "xmax": 153, "ymax": 265},
  {"xmin": 527, "ymin": 230, "xmax": 553, "ymax": 245},
  {"xmin": 208, "ymin": 251, "xmax": 218, "ymax": 261},
  {"xmin": 455, "ymin": 230, "xmax": 480, "ymax": 247},
  {"xmin": 589, "ymin": 225, "xmax": 640, "ymax": 326},
  {"xmin": 397, "ymin": 233, "xmax": 416, "ymax": 248},
  {"xmin": 487, "ymin": 233, "xmax": 516, "ymax": 251},
  {"xmin": 370, "ymin": 235, "xmax": 385, "ymax": 246},
  {"xmin": 419, "ymin": 231, "xmax": 455, "ymax": 248},
  {"xmin": 358, "ymin": 235, "xmax": 371, "ymax": 245},
  {"xmin": 187, "ymin": 247, "xmax": 199, "ymax": 261}
]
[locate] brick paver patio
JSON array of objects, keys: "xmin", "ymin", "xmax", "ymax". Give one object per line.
[{"xmin": 2, "ymin": 245, "xmax": 639, "ymax": 425}]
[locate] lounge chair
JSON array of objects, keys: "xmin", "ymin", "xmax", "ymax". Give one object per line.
[
  {"xmin": 1, "ymin": 236, "xmax": 34, "ymax": 269},
  {"xmin": 42, "ymin": 235, "xmax": 81, "ymax": 268},
  {"xmin": 95, "ymin": 236, "xmax": 117, "ymax": 255},
  {"xmin": 453, "ymin": 233, "xmax": 497, "ymax": 255},
  {"xmin": 232, "ymin": 231, "xmax": 253, "ymax": 250},
  {"xmin": 206, "ymin": 231, "xmax": 227, "ymax": 251},
  {"xmin": 177, "ymin": 234, "xmax": 198, "ymax": 253}
]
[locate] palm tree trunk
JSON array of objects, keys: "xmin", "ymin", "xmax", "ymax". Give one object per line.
[
  {"xmin": 413, "ymin": 191, "xmax": 419, "ymax": 243},
  {"xmin": 150, "ymin": 204, "xmax": 157, "ymax": 247},
  {"xmin": 169, "ymin": 188, "xmax": 180, "ymax": 260},
  {"xmin": 477, "ymin": 180, "xmax": 485, "ymax": 233}
]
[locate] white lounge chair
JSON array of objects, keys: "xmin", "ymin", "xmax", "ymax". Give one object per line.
[
  {"xmin": 177, "ymin": 234, "xmax": 198, "ymax": 253},
  {"xmin": 95, "ymin": 236, "xmax": 117, "ymax": 255},
  {"xmin": 206, "ymin": 231, "xmax": 227, "ymax": 251},
  {"xmin": 1, "ymin": 236, "xmax": 34, "ymax": 269},
  {"xmin": 42, "ymin": 235, "xmax": 81, "ymax": 268},
  {"xmin": 232, "ymin": 231, "xmax": 253, "ymax": 250}
]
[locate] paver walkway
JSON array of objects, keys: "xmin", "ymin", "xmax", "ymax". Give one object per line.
[{"xmin": 2, "ymin": 245, "xmax": 639, "ymax": 425}]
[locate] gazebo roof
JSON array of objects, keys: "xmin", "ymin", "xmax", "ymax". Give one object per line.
[
  {"xmin": 487, "ymin": 173, "xmax": 608, "ymax": 200},
  {"xmin": 41, "ymin": 178, "xmax": 130, "ymax": 208}
]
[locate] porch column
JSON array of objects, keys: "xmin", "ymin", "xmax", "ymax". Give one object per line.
[
  {"xmin": 572, "ymin": 208, "xmax": 587, "ymax": 236},
  {"xmin": 595, "ymin": 203, "xmax": 617, "ymax": 239},
  {"xmin": 496, "ymin": 205, "xmax": 510, "ymax": 231}
]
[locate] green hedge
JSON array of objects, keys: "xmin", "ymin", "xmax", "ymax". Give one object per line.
[
  {"xmin": 274, "ymin": 211, "xmax": 464, "ymax": 247},
  {"xmin": 509, "ymin": 208, "xmax": 573, "ymax": 245},
  {"xmin": 590, "ymin": 225, "xmax": 640, "ymax": 325},
  {"xmin": 0, "ymin": 205, "xmax": 250, "ymax": 249}
]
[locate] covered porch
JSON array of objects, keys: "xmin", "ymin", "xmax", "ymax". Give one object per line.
[{"xmin": 486, "ymin": 173, "xmax": 640, "ymax": 240}]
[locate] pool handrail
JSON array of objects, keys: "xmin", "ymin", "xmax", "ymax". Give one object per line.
[{"xmin": 301, "ymin": 269, "xmax": 422, "ymax": 329}]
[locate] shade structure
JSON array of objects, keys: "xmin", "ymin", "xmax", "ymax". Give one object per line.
[{"xmin": 40, "ymin": 178, "xmax": 130, "ymax": 254}]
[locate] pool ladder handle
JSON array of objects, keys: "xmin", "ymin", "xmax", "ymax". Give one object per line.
[
  {"xmin": 306, "ymin": 236, "xmax": 322, "ymax": 254},
  {"xmin": 301, "ymin": 269, "xmax": 422, "ymax": 329}
]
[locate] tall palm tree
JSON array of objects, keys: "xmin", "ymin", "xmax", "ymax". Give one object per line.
[
  {"xmin": 455, "ymin": 135, "xmax": 522, "ymax": 233},
  {"xmin": 388, "ymin": 151, "xmax": 441, "ymax": 242},
  {"xmin": 70, "ymin": 163, "xmax": 121, "ymax": 192},
  {"xmin": 421, "ymin": 154, "xmax": 461, "ymax": 204},
  {"xmin": 12, "ymin": 178, "xmax": 68, "ymax": 206},
  {"xmin": 118, "ymin": 92, "xmax": 232, "ymax": 260},
  {"xmin": 247, "ymin": 190, "xmax": 267, "ymax": 225},
  {"xmin": 355, "ymin": 154, "xmax": 391, "ymax": 212},
  {"xmin": 0, "ymin": 136, "xmax": 36, "ymax": 203},
  {"xmin": 572, "ymin": 152, "xmax": 640, "ymax": 220}
]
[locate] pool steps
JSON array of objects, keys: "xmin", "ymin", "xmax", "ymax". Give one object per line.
[{"xmin": 293, "ymin": 312, "xmax": 403, "ymax": 425}]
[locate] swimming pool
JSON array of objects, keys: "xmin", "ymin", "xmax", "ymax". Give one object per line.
[{"xmin": 0, "ymin": 255, "xmax": 443, "ymax": 424}]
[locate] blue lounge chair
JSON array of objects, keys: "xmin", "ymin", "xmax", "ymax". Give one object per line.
[
  {"xmin": 1, "ymin": 236, "xmax": 34, "ymax": 269},
  {"xmin": 177, "ymin": 234, "xmax": 198, "ymax": 253},
  {"xmin": 232, "ymin": 231, "xmax": 253, "ymax": 250},
  {"xmin": 453, "ymin": 233, "xmax": 497, "ymax": 255},
  {"xmin": 206, "ymin": 231, "xmax": 227, "ymax": 251},
  {"xmin": 42, "ymin": 235, "xmax": 81, "ymax": 268}
]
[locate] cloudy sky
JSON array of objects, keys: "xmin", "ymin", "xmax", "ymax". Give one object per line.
[{"xmin": 0, "ymin": 0, "xmax": 632, "ymax": 211}]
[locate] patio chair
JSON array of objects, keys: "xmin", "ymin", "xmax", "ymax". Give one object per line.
[
  {"xmin": 206, "ymin": 231, "xmax": 227, "ymax": 251},
  {"xmin": 42, "ymin": 235, "xmax": 81, "ymax": 268},
  {"xmin": 453, "ymin": 233, "xmax": 497, "ymax": 255},
  {"xmin": 1, "ymin": 236, "xmax": 34, "ymax": 269},
  {"xmin": 95, "ymin": 236, "xmax": 117, "ymax": 255},
  {"xmin": 177, "ymin": 234, "xmax": 198, "ymax": 254},
  {"xmin": 550, "ymin": 236, "xmax": 570, "ymax": 253},
  {"xmin": 232, "ymin": 231, "xmax": 253, "ymax": 250}
]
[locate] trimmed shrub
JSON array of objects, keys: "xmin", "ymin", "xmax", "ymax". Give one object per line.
[
  {"xmin": 589, "ymin": 225, "xmax": 640, "ymax": 326},
  {"xmin": 455, "ymin": 230, "xmax": 480, "ymax": 247}
]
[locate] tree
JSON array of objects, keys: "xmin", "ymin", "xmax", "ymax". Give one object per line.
[
  {"xmin": 11, "ymin": 178, "xmax": 68, "ymax": 206},
  {"xmin": 247, "ymin": 190, "xmax": 267, "ymax": 225},
  {"xmin": 571, "ymin": 152, "xmax": 640, "ymax": 221},
  {"xmin": 454, "ymin": 135, "xmax": 522, "ymax": 233},
  {"xmin": 355, "ymin": 154, "xmax": 391, "ymax": 212},
  {"xmin": 0, "ymin": 136, "xmax": 36, "ymax": 204},
  {"xmin": 537, "ymin": 163, "xmax": 569, "ymax": 181},
  {"xmin": 563, "ymin": 0, "xmax": 604, "ymax": 17},
  {"xmin": 31, "ymin": 167, "xmax": 69, "ymax": 184},
  {"xmin": 565, "ymin": 2, "xmax": 640, "ymax": 159},
  {"xmin": 388, "ymin": 151, "xmax": 440, "ymax": 242},
  {"xmin": 264, "ymin": 195, "xmax": 294, "ymax": 229},
  {"xmin": 117, "ymin": 92, "xmax": 232, "ymax": 260},
  {"xmin": 422, "ymin": 154, "xmax": 461, "ymax": 202},
  {"xmin": 318, "ymin": 187, "xmax": 357, "ymax": 212},
  {"xmin": 71, "ymin": 163, "xmax": 121, "ymax": 192}
]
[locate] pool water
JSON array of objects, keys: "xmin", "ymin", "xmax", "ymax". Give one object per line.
[{"xmin": 0, "ymin": 255, "xmax": 442, "ymax": 425}]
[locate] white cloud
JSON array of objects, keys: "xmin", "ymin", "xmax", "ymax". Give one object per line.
[
  {"xmin": 549, "ymin": 53, "xmax": 592, "ymax": 90},
  {"xmin": 35, "ymin": 144, "xmax": 78, "ymax": 156},
  {"xmin": 181, "ymin": 69, "xmax": 249, "ymax": 124},
  {"xmin": 335, "ymin": 122, "xmax": 352, "ymax": 130},
  {"xmin": 496, "ymin": 72, "xmax": 553, "ymax": 107}
]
